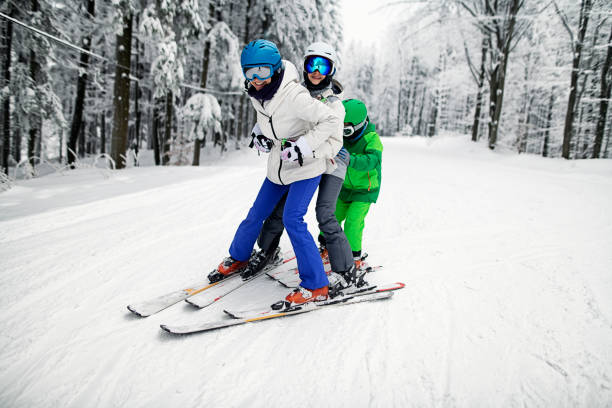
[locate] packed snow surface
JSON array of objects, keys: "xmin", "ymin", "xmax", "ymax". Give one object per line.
[{"xmin": 1, "ymin": 136, "xmax": 611, "ymax": 407}]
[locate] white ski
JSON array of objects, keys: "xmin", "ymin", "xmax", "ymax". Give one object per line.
[
  {"xmin": 160, "ymin": 290, "xmax": 396, "ymax": 335},
  {"xmin": 127, "ymin": 249, "xmax": 295, "ymax": 317}
]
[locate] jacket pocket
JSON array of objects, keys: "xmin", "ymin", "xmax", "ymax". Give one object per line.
[{"xmin": 344, "ymin": 168, "xmax": 374, "ymax": 191}]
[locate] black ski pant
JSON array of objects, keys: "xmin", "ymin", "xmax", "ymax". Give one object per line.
[{"xmin": 257, "ymin": 174, "xmax": 354, "ymax": 273}]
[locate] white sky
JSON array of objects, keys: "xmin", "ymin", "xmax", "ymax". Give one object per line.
[{"xmin": 340, "ymin": 0, "xmax": 393, "ymax": 46}]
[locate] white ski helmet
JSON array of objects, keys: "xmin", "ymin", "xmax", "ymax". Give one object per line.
[{"xmin": 304, "ymin": 42, "xmax": 339, "ymax": 75}]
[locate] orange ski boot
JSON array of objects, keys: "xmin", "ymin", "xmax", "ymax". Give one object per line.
[
  {"xmin": 285, "ymin": 285, "xmax": 329, "ymax": 305},
  {"xmin": 319, "ymin": 246, "xmax": 329, "ymax": 263},
  {"xmin": 207, "ymin": 256, "xmax": 247, "ymax": 283}
]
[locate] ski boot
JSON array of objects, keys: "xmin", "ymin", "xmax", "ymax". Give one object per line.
[
  {"xmin": 207, "ymin": 256, "xmax": 247, "ymax": 283},
  {"xmin": 283, "ymin": 285, "xmax": 329, "ymax": 306},
  {"xmin": 353, "ymin": 252, "xmax": 368, "ymax": 270},
  {"xmin": 319, "ymin": 246, "xmax": 329, "ymax": 263},
  {"xmin": 240, "ymin": 247, "xmax": 280, "ymax": 280},
  {"xmin": 318, "ymin": 234, "xmax": 330, "ymax": 263},
  {"xmin": 328, "ymin": 264, "xmax": 369, "ymax": 298}
]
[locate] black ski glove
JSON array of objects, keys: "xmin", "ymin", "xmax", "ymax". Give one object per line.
[{"xmin": 249, "ymin": 123, "xmax": 274, "ymax": 153}]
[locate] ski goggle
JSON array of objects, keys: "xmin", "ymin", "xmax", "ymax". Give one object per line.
[
  {"xmin": 304, "ymin": 56, "xmax": 333, "ymax": 76},
  {"xmin": 243, "ymin": 65, "xmax": 274, "ymax": 81},
  {"xmin": 343, "ymin": 118, "xmax": 368, "ymax": 137}
]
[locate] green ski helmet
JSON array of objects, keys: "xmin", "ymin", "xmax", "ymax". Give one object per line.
[{"xmin": 342, "ymin": 99, "xmax": 369, "ymax": 140}]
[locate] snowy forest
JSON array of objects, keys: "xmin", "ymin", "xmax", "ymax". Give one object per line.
[
  {"xmin": 0, "ymin": 0, "xmax": 611, "ymax": 180},
  {"xmin": 2, "ymin": 1, "xmax": 612, "ymax": 406}
]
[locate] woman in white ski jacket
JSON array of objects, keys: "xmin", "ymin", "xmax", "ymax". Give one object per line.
[
  {"xmin": 250, "ymin": 42, "xmax": 361, "ymax": 297},
  {"xmin": 251, "ymin": 60, "xmax": 342, "ymax": 185},
  {"xmin": 208, "ymin": 39, "xmax": 343, "ymax": 305}
]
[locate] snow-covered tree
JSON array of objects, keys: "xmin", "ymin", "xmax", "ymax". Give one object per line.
[
  {"xmin": 182, "ymin": 92, "xmax": 221, "ymax": 143},
  {"xmin": 139, "ymin": 0, "xmax": 204, "ymax": 165},
  {"xmin": 3, "ymin": 0, "xmax": 66, "ymax": 169}
]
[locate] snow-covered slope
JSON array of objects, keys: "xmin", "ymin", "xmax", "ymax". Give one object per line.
[{"xmin": 1, "ymin": 136, "xmax": 611, "ymax": 407}]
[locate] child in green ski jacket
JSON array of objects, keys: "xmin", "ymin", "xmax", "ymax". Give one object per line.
[{"xmin": 336, "ymin": 99, "xmax": 383, "ymax": 267}]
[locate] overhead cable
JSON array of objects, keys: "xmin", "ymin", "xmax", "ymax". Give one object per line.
[{"xmin": 0, "ymin": 11, "xmax": 244, "ymax": 96}]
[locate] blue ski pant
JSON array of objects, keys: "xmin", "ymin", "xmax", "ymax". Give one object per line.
[
  {"xmin": 229, "ymin": 176, "xmax": 328, "ymax": 290},
  {"xmin": 257, "ymin": 174, "xmax": 353, "ymax": 273}
]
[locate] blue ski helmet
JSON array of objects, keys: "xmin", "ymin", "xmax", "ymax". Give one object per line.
[{"xmin": 240, "ymin": 40, "xmax": 283, "ymax": 74}]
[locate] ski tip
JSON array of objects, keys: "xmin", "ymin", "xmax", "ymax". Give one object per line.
[
  {"xmin": 223, "ymin": 309, "xmax": 238, "ymax": 319},
  {"xmin": 374, "ymin": 282, "xmax": 405, "ymax": 293},
  {"xmin": 278, "ymin": 280, "xmax": 294, "ymax": 288},
  {"xmin": 127, "ymin": 305, "xmax": 147, "ymax": 318},
  {"xmin": 160, "ymin": 324, "xmax": 186, "ymax": 334},
  {"xmin": 185, "ymin": 298, "xmax": 215, "ymax": 309}
]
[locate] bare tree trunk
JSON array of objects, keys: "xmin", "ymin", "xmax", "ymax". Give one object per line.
[
  {"xmin": 417, "ymin": 87, "xmax": 427, "ymax": 135},
  {"xmin": 408, "ymin": 78, "xmax": 418, "ymax": 128},
  {"xmin": 68, "ymin": 0, "xmax": 95, "ymax": 166},
  {"xmin": 237, "ymin": 0, "xmax": 252, "ymax": 144},
  {"xmin": 428, "ymin": 86, "xmax": 438, "ymax": 137},
  {"xmin": 133, "ymin": 12, "xmax": 140, "ymax": 165},
  {"xmin": 162, "ymin": 91, "xmax": 172, "ymax": 165},
  {"xmin": 519, "ymin": 98, "xmax": 532, "ymax": 154},
  {"xmin": 472, "ymin": 38, "xmax": 487, "ymax": 142},
  {"xmin": 88, "ymin": 120, "xmax": 96, "ymax": 154},
  {"xmin": 460, "ymin": 0, "xmax": 523, "ymax": 149},
  {"xmin": 593, "ymin": 25, "xmax": 612, "ymax": 158},
  {"xmin": 13, "ymin": 113, "xmax": 21, "ymax": 163},
  {"xmin": 193, "ymin": 2, "xmax": 220, "ymax": 166},
  {"xmin": 580, "ymin": 103, "xmax": 593, "ymax": 158},
  {"xmin": 488, "ymin": 47, "xmax": 512, "ymax": 150},
  {"xmin": 58, "ymin": 130, "xmax": 63, "ymax": 162},
  {"xmin": 1, "ymin": 10, "xmax": 13, "ymax": 175},
  {"xmin": 146, "ymin": 89, "xmax": 152, "ymax": 150},
  {"xmin": 464, "ymin": 95, "xmax": 472, "ymax": 134},
  {"xmin": 79, "ymin": 120, "xmax": 85, "ymax": 155},
  {"xmin": 100, "ymin": 112, "xmax": 106, "ymax": 154},
  {"xmin": 193, "ymin": 26, "xmax": 212, "ymax": 166},
  {"xmin": 397, "ymin": 73, "xmax": 402, "ymax": 133},
  {"xmin": 402, "ymin": 87, "xmax": 415, "ymax": 127},
  {"xmin": 542, "ymin": 88, "xmax": 555, "ymax": 157},
  {"xmin": 27, "ymin": 0, "xmax": 41, "ymax": 167},
  {"xmin": 603, "ymin": 116, "xmax": 611, "ymax": 157},
  {"xmin": 192, "ymin": 132, "xmax": 201, "ymax": 166},
  {"xmin": 27, "ymin": 128, "xmax": 36, "ymax": 166},
  {"xmin": 560, "ymin": 0, "xmax": 593, "ymax": 159},
  {"xmin": 152, "ymin": 106, "xmax": 160, "ymax": 165},
  {"xmin": 404, "ymin": 64, "xmax": 414, "ymax": 129},
  {"xmin": 110, "ymin": 10, "xmax": 132, "ymax": 169}
]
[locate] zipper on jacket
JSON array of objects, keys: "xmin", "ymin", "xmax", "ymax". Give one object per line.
[
  {"xmin": 268, "ymin": 116, "xmax": 285, "ymax": 185},
  {"xmin": 367, "ymin": 171, "xmax": 371, "ymax": 191}
]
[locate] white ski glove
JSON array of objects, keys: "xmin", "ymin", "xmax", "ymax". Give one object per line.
[
  {"xmin": 249, "ymin": 123, "xmax": 273, "ymax": 153},
  {"xmin": 280, "ymin": 137, "xmax": 312, "ymax": 166}
]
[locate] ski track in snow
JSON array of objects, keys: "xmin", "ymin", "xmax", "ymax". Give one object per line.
[{"xmin": 1, "ymin": 137, "xmax": 612, "ymax": 407}]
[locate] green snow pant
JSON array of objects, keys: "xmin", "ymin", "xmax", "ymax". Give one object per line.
[{"xmin": 335, "ymin": 199, "xmax": 371, "ymax": 254}]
